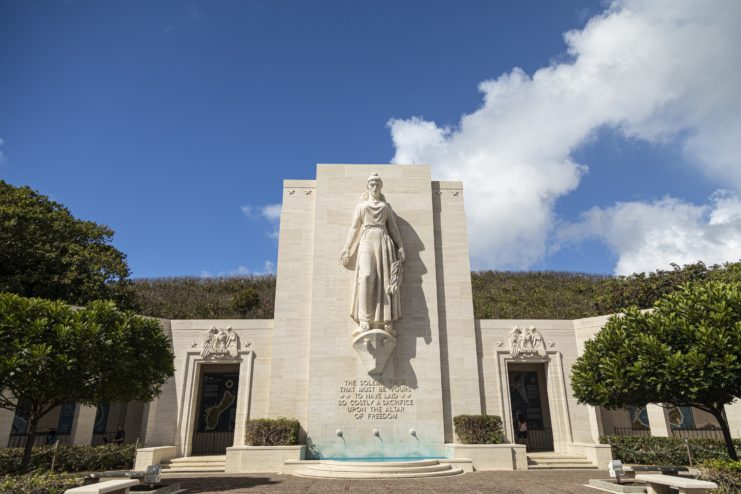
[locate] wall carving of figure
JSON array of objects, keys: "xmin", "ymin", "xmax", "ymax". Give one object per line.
[
  {"xmin": 509, "ymin": 326, "xmax": 547, "ymax": 358},
  {"xmin": 201, "ymin": 326, "xmax": 240, "ymax": 359},
  {"xmin": 340, "ymin": 172, "xmax": 405, "ymax": 338}
]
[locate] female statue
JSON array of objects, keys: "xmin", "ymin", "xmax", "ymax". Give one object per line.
[{"xmin": 340, "ymin": 173, "xmax": 405, "ymax": 337}]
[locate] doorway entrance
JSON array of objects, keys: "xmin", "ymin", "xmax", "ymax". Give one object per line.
[
  {"xmin": 191, "ymin": 365, "xmax": 240, "ymax": 455},
  {"xmin": 508, "ymin": 365, "xmax": 553, "ymax": 452}
]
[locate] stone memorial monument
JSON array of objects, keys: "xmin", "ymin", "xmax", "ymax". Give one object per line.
[{"xmin": 6, "ymin": 163, "xmax": 738, "ymax": 476}]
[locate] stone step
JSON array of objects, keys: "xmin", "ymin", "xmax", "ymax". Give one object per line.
[
  {"xmin": 528, "ymin": 457, "xmax": 594, "ymax": 464},
  {"xmin": 161, "ymin": 456, "xmax": 226, "ymax": 473},
  {"xmin": 525, "ymin": 452, "xmax": 596, "ymax": 469},
  {"xmin": 527, "ymin": 463, "xmax": 598, "ymax": 470},
  {"xmin": 167, "ymin": 455, "xmax": 226, "ymax": 464},
  {"xmin": 162, "ymin": 463, "xmax": 226, "ymax": 469},
  {"xmin": 161, "ymin": 465, "xmax": 226, "ymax": 473},
  {"xmin": 527, "ymin": 453, "xmax": 587, "ymax": 460}
]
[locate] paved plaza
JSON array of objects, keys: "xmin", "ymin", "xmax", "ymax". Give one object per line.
[{"xmin": 166, "ymin": 470, "xmax": 603, "ymax": 493}]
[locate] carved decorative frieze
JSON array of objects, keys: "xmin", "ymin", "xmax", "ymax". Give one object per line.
[
  {"xmin": 201, "ymin": 326, "xmax": 243, "ymax": 359},
  {"xmin": 509, "ymin": 326, "xmax": 547, "ymax": 358}
]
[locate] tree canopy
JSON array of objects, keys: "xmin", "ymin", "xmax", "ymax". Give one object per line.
[
  {"xmin": 0, "ymin": 293, "xmax": 175, "ymax": 469},
  {"xmin": 0, "ymin": 180, "xmax": 136, "ymax": 309},
  {"xmin": 571, "ymin": 281, "xmax": 741, "ymax": 460}
]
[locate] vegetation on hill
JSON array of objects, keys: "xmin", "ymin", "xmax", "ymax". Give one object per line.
[
  {"xmin": 131, "ymin": 261, "xmax": 740, "ymax": 320},
  {"xmin": 132, "ymin": 275, "xmax": 276, "ymax": 319},
  {"xmin": 471, "ymin": 270, "xmax": 608, "ymax": 319}
]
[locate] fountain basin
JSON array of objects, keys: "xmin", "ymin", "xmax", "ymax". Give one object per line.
[
  {"xmin": 323, "ymin": 457, "xmax": 445, "ymax": 463},
  {"xmin": 292, "ymin": 459, "xmax": 464, "ymax": 479}
]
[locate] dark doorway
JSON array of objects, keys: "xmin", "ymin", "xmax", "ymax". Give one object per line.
[
  {"xmin": 509, "ymin": 368, "xmax": 553, "ymax": 452},
  {"xmin": 191, "ymin": 367, "xmax": 239, "ymax": 455}
]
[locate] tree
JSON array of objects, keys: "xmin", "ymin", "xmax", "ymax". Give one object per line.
[
  {"xmin": 594, "ymin": 261, "xmax": 741, "ymax": 314},
  {"xmin": 0, "ymin": 180, "xmax": 136, "ymax": 309},
  {"xmin": 0, "ymin": 293, "xmax": 175, "ymax": 470},
  {"xmin": 572, "ymin": 281, "xmax": 741, "ymax": 460}
]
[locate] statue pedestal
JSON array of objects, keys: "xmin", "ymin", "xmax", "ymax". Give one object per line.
[{"xmin": 351, "ymin": 329, "xmax": 396, "ymax": 376}]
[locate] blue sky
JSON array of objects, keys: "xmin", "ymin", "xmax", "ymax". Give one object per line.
[{"xmin": 1, "ymin": 0, "xmax": 739, "ymax": 278}]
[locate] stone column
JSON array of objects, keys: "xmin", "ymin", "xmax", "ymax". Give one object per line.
[
  {"xmin": 586, "ymin": 405, "xmax": 605, "ymax": 443},
  {"xmin": 71, "ymin": 405, "xmax": 97, "ymax": 445},
  {"xmin": 232, "ymin": 351, "xmax": 255, "ymax": 447},
  {"xmin": 647, "ymin": 404, "xmax": 671, "ymax": 437}
]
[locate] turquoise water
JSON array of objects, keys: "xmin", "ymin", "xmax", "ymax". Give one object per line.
[{"xmin": 323, "ymin": 457, "xmax": 444, "ymax": 462}]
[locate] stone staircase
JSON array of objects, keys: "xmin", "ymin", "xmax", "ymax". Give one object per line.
[
  {"xmin": 160, "ymin": 455, "xmax": 226, "ymax": 474},
  {"xmin": 526, "ymin": 452, "xmax": 597, "ymax": 469},
  {"xmin": 293, "ymin": 459, "xmax": 465, "ymax": 479}
]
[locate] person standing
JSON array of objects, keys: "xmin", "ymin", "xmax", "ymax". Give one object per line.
[{"xmin": 517, "ymin": 415, "xmax": 528, "ymax": 448}]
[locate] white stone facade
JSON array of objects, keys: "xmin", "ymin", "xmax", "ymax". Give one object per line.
[{"xmin": 2, "ymin": 164, "xmax": 739, "ymax": 472}]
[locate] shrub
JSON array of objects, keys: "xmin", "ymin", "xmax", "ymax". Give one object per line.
[
  {"xmin": 699, "ymin": 459, "xmax": 741, "ymax": 493},
  {"xmin": 231, "ymin": 288, "xmax": 261, "ymax": 317},
  {"xmin": 601, "ymin": 436, "xmax": 741, "ymax": 465},
  {"xmin": 0, "ymin": 444, "xmax": 135, "ymax": 475},
  {"xmin": 0, "ymin": 471, "xmax": 83, "ymax": 494},
  {"xmin": 453, "ymin": 415, "xmax": 504, "ymax": 444},
  {"xmin": 244, "ymin": 418, "xmax": 300, "ymax": 446}
]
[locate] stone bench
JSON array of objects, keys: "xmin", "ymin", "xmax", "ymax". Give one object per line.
[
  {"xmin": 623, "ymin": 465, "xmax": 689, "ymax": 478},
  {"xmin": 65, "ymin": 479, "xmax": 139, "ymax": 494},
  {"xmin": 635, "ymin": 473, "xmax": 717, "ymax": 494},
  {"xmin": 85, "ymin": 465, "xmax": 160, "ymax": 485}
]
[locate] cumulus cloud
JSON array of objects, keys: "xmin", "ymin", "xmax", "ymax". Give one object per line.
[
  {"xmin": 559, "ymin": 192, "xmax": 741, "ymax": 275},
  {"xmin": 241, "ymin": 203, "xmax": 281, "ymax": 239},
  {"xmin": 388, "ymin": 0, "xmax": 741, "ymax": 271},
  {"xmin": 241, "ymin": 203, "xmax": 281, "ymax": 221},
  {"xmin": 200, "ymin": 260, "xmax": 276, "ymax": 278}
]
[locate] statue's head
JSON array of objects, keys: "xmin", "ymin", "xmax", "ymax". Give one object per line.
[
  {"xmin": 360, "ymin": 172, "xmax": 386, "ymax": 202},
  {"xmin": 367, "ymin": 172, "xmax": 383, "ymax": 199}
]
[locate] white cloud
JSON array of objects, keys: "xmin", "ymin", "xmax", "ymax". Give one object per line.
[
  {"xmin": 388, "ymin": 0, "xmax": 741, "ymax": 270},
  {"xmin": 260, "ymin": 203, "xmax": 282, "ymax": 221},
  {"xmin": 559, "ymin": 192, "xmax": 741, "ymax": 275},
  {"xmin": 241, "ymin": 203, "xmax": 281, "ymax": 221},
  {"xmin": 200, "ymin": 260, "xmax": 276, "ymax": 278}
]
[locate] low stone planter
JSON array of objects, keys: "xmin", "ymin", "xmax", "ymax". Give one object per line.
[
  {"xmin": 567, "ymin": 442, "xmax": 612, "ymax": 469},
  {"xmin": 134, "ymin": 446, "xmax": 177, "ymax": 470},
  {"xmin": 445, "ymin": 443, "xmax": 527, "ymax": 471},
  {"xmin": 225, "ymin": 445, "xmax": 306, "ymax": 473}
]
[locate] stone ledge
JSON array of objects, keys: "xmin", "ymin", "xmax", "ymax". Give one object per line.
[
  {"xmin": 225, "ymin": 445, "xmax": 306, "ymax": 473},
  {"xmin": 445, "ymin": 443, "xmax": 527, "ymax": 471},
  {"xmin": 135, "ymin": 446, "xmax": 177, "ymax": 470}
]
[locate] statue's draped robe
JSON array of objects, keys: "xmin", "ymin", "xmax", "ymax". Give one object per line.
[{"xmin": 347, "ymin": 200, "xmax": 402, "ymax": 326}]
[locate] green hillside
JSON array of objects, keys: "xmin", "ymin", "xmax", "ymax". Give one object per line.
[{"xmin": 131, "ymin": 261, "xmax": 740, "ymax": 320}]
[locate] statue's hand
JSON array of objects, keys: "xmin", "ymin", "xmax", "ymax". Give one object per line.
[
  {"xmin": 340, "ymin": 249, "xmax": 350, "ymax": 267},
  {"xmin": 398, "ymin": 247, "xmax": 406, "ymax": 263}
]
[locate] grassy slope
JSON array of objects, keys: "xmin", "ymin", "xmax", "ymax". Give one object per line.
[{"xmin": 131, "ymin": 262, "xmax": 740, "ymax": 320}]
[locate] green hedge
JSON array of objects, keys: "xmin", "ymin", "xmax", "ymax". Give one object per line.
[
  {"xmin": 0, "ymin": 471, "xmax": 83, "ymax": 494},
  {"xmin": 244, "ymin": 418, "xmax": 300, "ymax": 446},
  {"xmin": 699, "ymin": 459, "xmax": 741, "ymax": 493},
  {"xmin": 0, "ymin": 444, "xmax": 135, "ymax": 475},
  {"xmin": 453, "ymin": 415, "xmax": 504, "ymax": 444},
  {"xmin": 601, "ymin": 436, "xmax": 741, "ymax": 465}
]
